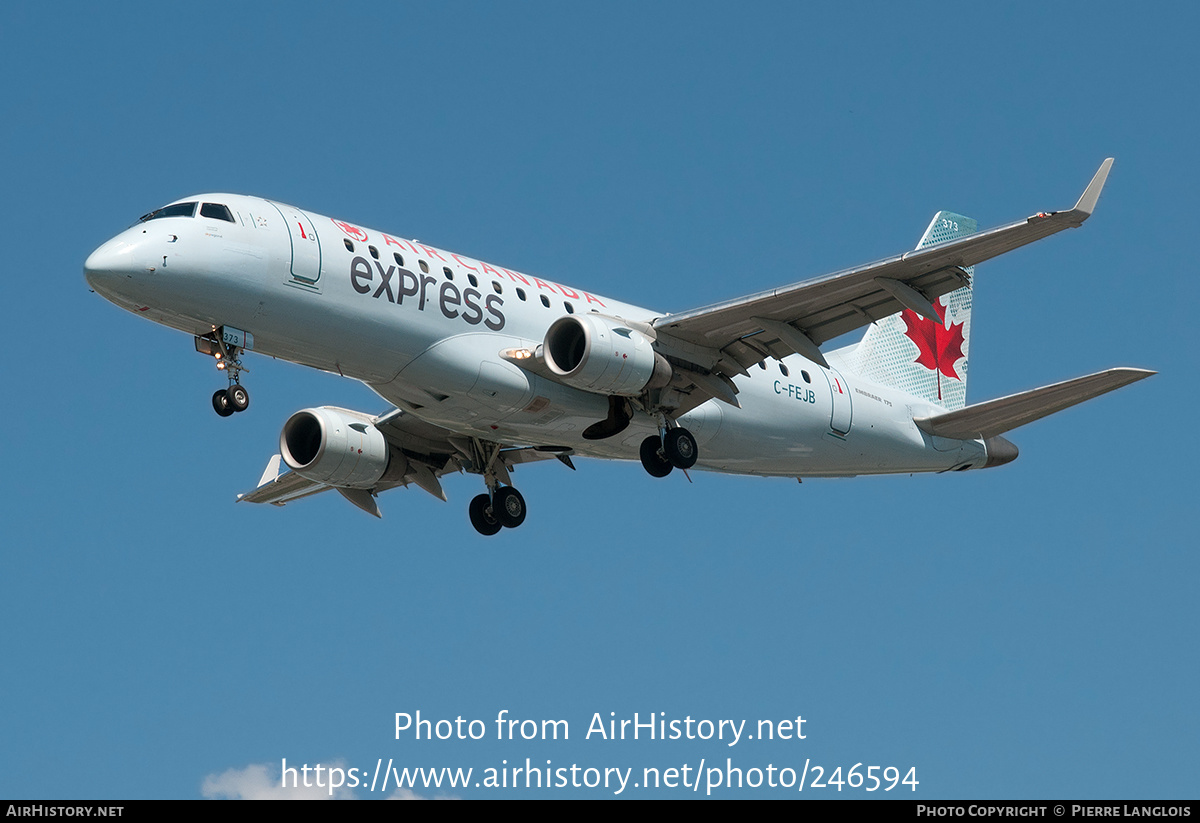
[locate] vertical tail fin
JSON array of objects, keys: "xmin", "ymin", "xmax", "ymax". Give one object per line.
[{"xmin": 833, "ymin": 211, "xmax": 977, "ymax": 411}]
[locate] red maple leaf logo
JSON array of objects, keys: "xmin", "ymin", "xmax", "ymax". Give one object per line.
[
  {"xmin": 332, "ymin": 219, "xmax": 369, "ymax": 243},
  {"xmin": 901, "ymin": 300, "xmax": 966, "ymax": 400}
]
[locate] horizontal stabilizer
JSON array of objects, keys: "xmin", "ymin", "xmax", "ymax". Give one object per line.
[{"xmin": 914, "ymin": 367, "xmax": 1154, "ymax": 440}]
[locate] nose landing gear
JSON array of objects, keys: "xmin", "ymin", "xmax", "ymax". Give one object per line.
[
  {"xmin": 211, "ymin": 383, "xmax": 250, "ymax": 417},
  {"xmin": 196, "ymin": 329, "xmax": 251, "ymax": 417}
]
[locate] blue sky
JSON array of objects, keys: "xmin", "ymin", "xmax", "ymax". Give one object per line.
[{"xmin": 1, "ymin": 2, "xmax": 1196, "ymax": 799}]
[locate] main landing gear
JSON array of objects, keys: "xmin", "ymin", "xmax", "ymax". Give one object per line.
[
  {"xmin": 462, "ymin": 438, "xmax": 530, "ymax": 536},
  {"xmin": 639, "ymin": 426, "xmax": 697, "ymax": 478},
  {"xmin": 468, "ymin": 486, "xmax": 527, "ymax": 536}
]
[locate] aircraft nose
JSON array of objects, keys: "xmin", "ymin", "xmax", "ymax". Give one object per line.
[{"xmin": 84, "ymin": 237, "xmax": 134, "ymax": 291}]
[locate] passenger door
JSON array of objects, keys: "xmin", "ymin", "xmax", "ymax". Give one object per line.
[{"xmin": 271, "ymin": 202, "xmax": 322, "ymax": 286}]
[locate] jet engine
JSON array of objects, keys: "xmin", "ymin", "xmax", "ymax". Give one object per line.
[
  {"xmin": 543, "ymin": 314, "xmax": 671, "ymax": 396},
  {"xmin": 279, "ymin": 407, "xmax": 406, "ymax": 488}
]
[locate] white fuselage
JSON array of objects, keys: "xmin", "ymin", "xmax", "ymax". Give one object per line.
[{"xmin": 84, "ymin": 194, "xmax": 987, "ymax": 478}]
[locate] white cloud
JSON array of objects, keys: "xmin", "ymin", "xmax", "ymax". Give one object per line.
[
  {"xmin": 202, "ymin": 762, "xmax": 356, "ymax": 800},
  {"xmin": 201, "ymin": 762, "xmax": 451, "ymax": 800}
]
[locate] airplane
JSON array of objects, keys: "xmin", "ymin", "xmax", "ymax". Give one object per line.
[{"xmin": 83, "ymin": 158, "xmax": 1153, "ymax": 535}]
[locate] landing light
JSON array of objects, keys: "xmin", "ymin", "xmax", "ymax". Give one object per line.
[{"xmin": 504, "ymin": 347, "xmax": 533, "ymax": 360}]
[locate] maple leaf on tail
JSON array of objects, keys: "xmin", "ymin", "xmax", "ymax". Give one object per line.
[{"xmin": 901, "ymin": 301, "xmax": 966, "ymax": 401}]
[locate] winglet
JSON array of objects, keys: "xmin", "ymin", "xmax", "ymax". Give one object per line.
[
  {"xmin": 1071, "ymin": 157, "xmax": 1114, "ymax": 219},
  {"xmin": 256, "ymin": 454, "xmax": 283, "ymax": 487}
]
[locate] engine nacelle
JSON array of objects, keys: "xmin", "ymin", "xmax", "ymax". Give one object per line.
[
  {"xmin": 280, "ymin": 407, "xmax": 401, "ymax": 489},
  {"xmin": 543, "ymin": 314, "xmax": 671, "ymax": 396}
]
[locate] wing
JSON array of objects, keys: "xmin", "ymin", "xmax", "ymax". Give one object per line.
[
  {"xmin": 237, "ymin": 406, "xmax": 568, "ymax": 517},
  {"xmin": 650, "ymin": 160, "xmax": 1113, "ymax": 396}
]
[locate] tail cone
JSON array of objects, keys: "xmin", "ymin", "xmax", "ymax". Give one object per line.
[{"xmin": 983, "ymin": 436, "xmax": 1019, "ymax": 469}]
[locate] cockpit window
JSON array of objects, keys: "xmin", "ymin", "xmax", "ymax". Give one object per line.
[
  {"xmin": 139, "ymin": 202, "xmax": 197, "ymax": 222},
  {"xmin": 200, "ymin": 203, "xmax": 235, "ymax": 223}
]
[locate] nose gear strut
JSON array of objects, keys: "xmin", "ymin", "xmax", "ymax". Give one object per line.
[{"xmin": 196, "ymin": 328, "xmax": 251, "ymax": 417}]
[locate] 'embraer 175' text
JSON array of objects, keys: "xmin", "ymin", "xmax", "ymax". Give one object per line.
[{"xmin": 349, "ymin": 256, "xmax": 506, "ymax": 331}]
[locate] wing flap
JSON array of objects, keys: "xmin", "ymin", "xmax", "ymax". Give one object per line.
[
  {"xmin": 238, "ymin": 460, "xmax": 332, "ymax": 506},
  {"xmin": 913, "ymin": 367, "xmax": 1154, "ymax": 440}
]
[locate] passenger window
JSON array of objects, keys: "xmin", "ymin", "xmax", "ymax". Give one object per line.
[
  {"xmin": 343, "ymin": 239, "xmax": 354, "ymax": 252},
  {"xmin": 801, "ymin": 370, "xmax": 811, "ymax": 383},
  {"xmin": 779, "ymin": 364, "xmax": 790, "ymax": 377},
  {"xmin": 393, "ymin": 252, "xmax": 404, "ymax": 266},
  {"xmin": 758, "ymin": 361, "xmax": 767, "ymax": 370},
  {"xmin": 492, "ymin": 282, "xmax": 503, "ymax": 294},
  {"xmin": 540, "ymin": 295, "xmax": 551, "ymax": 308},
  {"xmin": 419, "ymin": 260, "xmax": 429, "ymax": 274},
  {"xmin": 369, "ymin": 245, "xmax": 379, "ymax": 260},
  {"xmin": 468, "ymin": 274, "xmax": 479, "ymax": 287},
  {"xmin": 517, "ymin": 288, "xmax": 526, "ymax": 301},
  {"xmin": 443, "ymin": 266, "xmax": 453, "ymax": 278},
  {"xmin": 140, "ymin": 202, "xmax": 197, "ymax": 222},
  {"xmin": 564, "ymin": 302, "xmax": 574, "ymax": 313},
  {"xmin": 200, "ymin": 203, "xmax": 235, "ymax": 223}
]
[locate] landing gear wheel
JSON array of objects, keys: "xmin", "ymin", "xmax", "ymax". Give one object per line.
[
  {"xmin": 640, "ymin": 435, "xmax": 673, "ymax": 478},
  {"xmin": 212, "ymin": 389, "xmax": 234, "ymax": 417},
  {"xmin": 469, "ymin": 494, "xmax": 502, "ymax": 536},
  {"xmin": 225, "ymin": 384, "xmax": 250, "ymax": 413},
  {"xmin": 493, "ymin": 486, "xmax": 527, "ymax": 529},
  {"xmin": 664, "ymin": 427, "xmax": 698, "ymax": 469}
]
